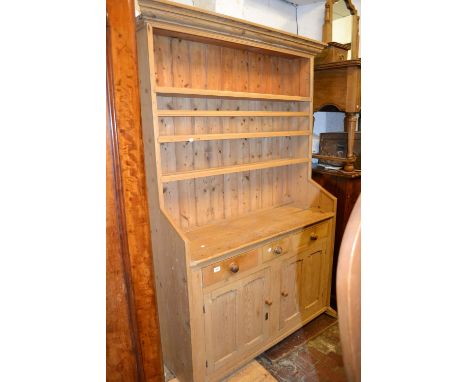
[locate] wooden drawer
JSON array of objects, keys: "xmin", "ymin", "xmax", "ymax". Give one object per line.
[
  {"xmin": 202, "ymin": 249, "xmax": 259, "ymax": 288},
  {"xmin": 291, "ymin": 220, "xmax": 330, "ymax": 253},
  {"xmin": 262, "ymin": 236, "xmax": 291, "ymax": 262}
]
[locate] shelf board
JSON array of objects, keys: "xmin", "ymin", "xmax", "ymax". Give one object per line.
[
  {"xmin": 155, "ymin": 86, "xmax": 311, "ymax": 102},
  {"xmin": 185, "ymin": 204, "xmax": 335, "ymax": 266},
  {"xmin": 158, "ymin": 130, "xmax": 310, "ymax": 143},
  {"xmin": 156, "ymin": 110, "xmax": 310, "ymax": 117},
  {"xmin": 312, "ymin": 154, "xmax": 356, "ymax": 163},
  {"xmin": 161, "ymin": 157, "xmax": 310, "ymax": 182}
]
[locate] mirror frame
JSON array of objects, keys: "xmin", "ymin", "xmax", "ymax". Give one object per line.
[{"xmin": 322, "ymin": 0, "xmax": 360, "ymax": 59}]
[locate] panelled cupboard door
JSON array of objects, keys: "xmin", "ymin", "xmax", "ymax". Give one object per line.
[
  {"xmin": 279, "ymin": 243, "xmax": 328, "ymax": 331},
  {"xmin": 204, "ymin": 268, "xmax": 271, "ymax": 374},
  {"xmin": 279, "ymin": 256, "xmax": 302, "ymax": 330},
  {"xmin": 300, "ymin": 247, "xmax": 326, "ymax": 317}
]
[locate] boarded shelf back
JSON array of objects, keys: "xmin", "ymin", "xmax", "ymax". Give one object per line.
[{"xmin": 153, "ymin": 34, "xmax": 312, "ymax": 97}]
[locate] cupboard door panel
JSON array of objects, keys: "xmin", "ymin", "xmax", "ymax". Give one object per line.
[
  {"xmin": 300, "ymin": 249, "xmax": 324, "ymax": 317},
  {"xmin": 204, "ymin": 268, "xmax": 270, "ymax": 374},
  {"xmin": 239, "ymin": 269, "xmax": 270, "ymax": 350},
  {"xmin": 279, "ymin": 256, "xmax": 302, "ymax": 330},
  {"xmin": 205, "ymin": 288, "xmax": 240, "ymax": 371}
]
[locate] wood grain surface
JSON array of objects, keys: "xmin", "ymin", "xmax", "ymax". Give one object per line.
[{"xmin": 107, "ymin": 0, "xmax": 164, "ymax": 380}]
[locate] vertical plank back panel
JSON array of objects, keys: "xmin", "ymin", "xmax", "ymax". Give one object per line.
[{"xmin": 152, "ymin": 34, "xmax": 315, "ymax": 229}]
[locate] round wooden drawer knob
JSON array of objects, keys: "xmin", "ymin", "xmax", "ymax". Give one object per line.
[
  {"xmin": 265, "ymin": 299, "xmax": 273, "ymax": 306},
  {"xmin": 281, "ymin": 291, "xmax": 289, "ymax": 297},
  {"xmin": 273, "ymin": 246, "xmax": 283, "ymax": 255},
  {"xmin": 229, "ymin": 262, "xmax": 239, "ymax": 273},
  {"xmin": 310, "ymin": 233, "xmax": 318, "ymax": 241}
]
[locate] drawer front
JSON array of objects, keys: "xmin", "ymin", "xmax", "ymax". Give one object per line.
[
  {"xmin": 202, "ymin": 249, "xmax": 259, "ymax": 288},
  {"xmin": 291, "ymin": 220, "xmax": 331, "ymax": 253},
  {"xmin": 262, "ymin": 236, "xmax": 291, "ymax": 262}
]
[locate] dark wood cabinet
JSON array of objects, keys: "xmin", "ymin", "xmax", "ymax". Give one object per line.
[{"xmin": 312, "ymin": 169, "xmax": 360, "ymax": 309}]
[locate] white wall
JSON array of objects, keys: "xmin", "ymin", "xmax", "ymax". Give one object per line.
[
  {"xmin": 169, "ymin": 0, "xmax": 298, "ymax": 35},
  {"xmin": 297, "ymin": 1, "xmax": 325, "ymax": 41},
  {"xmin": 139, "ymin": 0, "xmax": 360, "ymax": 44},
  {"xmin": 214, "ymin": 0, "xmax": 244, "ymax": 18},
  {"xmin": 241, "ymin": 0, "xmax": 297, "ymax": 34},
  {"xmin": 169, "ymin": 0, "xmax": 194, "ymax": 5}
]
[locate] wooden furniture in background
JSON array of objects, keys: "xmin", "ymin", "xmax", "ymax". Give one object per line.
[
  {"xmin": 317, "ymin": 132, "xmax": 361, "ymax": 170},
  {"xmin": 107, "ymin": 0, "xmax": 164, "ymax": 380},
  {"xmin": 322, "ymin": 0, "xmax": 360, "ymax": 59},
  {"xmin": 312, "ymin": 168, "xmax": 360, "ymax": 309},
  {"xmin": 337, "ymin": 195, "xmax": 361, "ymax": 382},
  {"xmin": 136, "ymin": 1, "xmax": 336, "ymax": 381},
  {"xmin": 316, "ymin": 41, "xmax": 350, "ymax": 65},
  {"xmin": 313, "ymin": 58, "xmax": 361, "ymax": 172}
]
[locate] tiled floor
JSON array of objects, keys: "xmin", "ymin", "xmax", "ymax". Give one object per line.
[
  {"xmin": 166, "ymin": 313, "xmax": 347, "ymax": 382},
  {"xmin": 257, "ymin": 314, "xmax": 346, "ymax": 382}
]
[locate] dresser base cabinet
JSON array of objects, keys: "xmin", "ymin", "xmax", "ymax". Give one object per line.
[
  {"xmin": 136, "ymin": 1, "xmax": 336, "ymax": 381},
  {"xmin": 196, "ymin": 231, "xmax": 332, "ymax": 382}
]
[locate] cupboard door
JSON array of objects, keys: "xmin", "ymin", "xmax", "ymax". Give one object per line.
[
  {"xmin": 204, "ymin": 286, "xmax": 240, "ymax": 372},
  {"xmin": 300, "ymin": 248, "xmax": 325, "ymax": 318},
  {"xmin": 239, "ymin": 268, "xmax": 271, "ymax": 352},
  {"xmin": 279, "ymin": 256, "xmax": 303, "ymax": 330},
  {"xmin": 204, "ymin": 269, "xmax": 270, "ymax": 373}
]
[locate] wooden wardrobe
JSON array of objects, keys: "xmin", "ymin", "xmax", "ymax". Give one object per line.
[{"xmin": 136, "ymin": 1, "xmax": 337, "ymax": 381}]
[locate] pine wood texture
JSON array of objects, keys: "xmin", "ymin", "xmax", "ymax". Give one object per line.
[
  {"xmin": 156, "ymin": 86, "xmax": 311, "ymax": 102},
  {"xmin": 158, "ymin": 130, "xmax": 310, "ymax": 143},
  {"xmin": 136, "ymin": 2, "xmax": 337, "ymax": 381},
  {"xmin": 107, "ymin": 0, "xmax": 164, "ymax": 380},
  {"xmin": 138, "ymin": 0, "xmax": 326, "ymax": 57},
  {"xmin": 186, "ymin": 204, "xmax": 334, "ymax": 265},
  {"xmin": 201, "ymin": 249, "xmax": 260, "ymax": 287}
]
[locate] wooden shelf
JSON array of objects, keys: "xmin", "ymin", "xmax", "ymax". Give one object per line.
[
  {"xmin": 155, "ymin": 86, "xmax": 311, "ymax": 102},
  {"xmin": 157, "ymin": 110, "xmax": 310, "ymax": 117},
  {"xmin": 161, "ymin": 157, "xmax": 310, "ymax": 182},
  {"xmin": 185, "ymin": 204, "xmax": 335, "ymax": 265},
  {"xmin": 312, "ymin": 153, "xmax": 356, "ymax": 163},
  {"xmin": 158, "ymin": 130, "xmax": 310, "ymax": 143}
]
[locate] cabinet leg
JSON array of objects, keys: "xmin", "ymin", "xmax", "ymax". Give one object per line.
[
  {"xmin": 325, "ymin": 306, "xmax": 338, "ymax": 318},
  {"xmin": 343, "ymin": 113, "xmax": 359, "ymax": 172}
]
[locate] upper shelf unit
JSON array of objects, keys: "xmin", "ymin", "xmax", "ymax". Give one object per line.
[{"xmin": 140, "ymin": 7, "xmax": 327, "ymax": 231}]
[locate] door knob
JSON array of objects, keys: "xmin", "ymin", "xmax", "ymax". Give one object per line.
[
  {"xmin": 273, "ymin": 246, "xmax": 283, "ymax": 255},
  {"xmin": 310, "ymin": 233, "xmax": 318, "ymax": 241},
  {"xmin": 229, "ymin": 262, "xmax": 239, "ymax": 273},
  {"xmin": 281, "ymin": 291, "xmax": 289, "ymax": 297},
  {"xmin": 265, "ymin": 299, "xmax": 273, "ymax": 306}
]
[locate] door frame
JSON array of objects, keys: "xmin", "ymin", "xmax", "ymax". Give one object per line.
[{"xmin": 106, "ymin": 0, "xmax": 164, "ymax": 380}]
